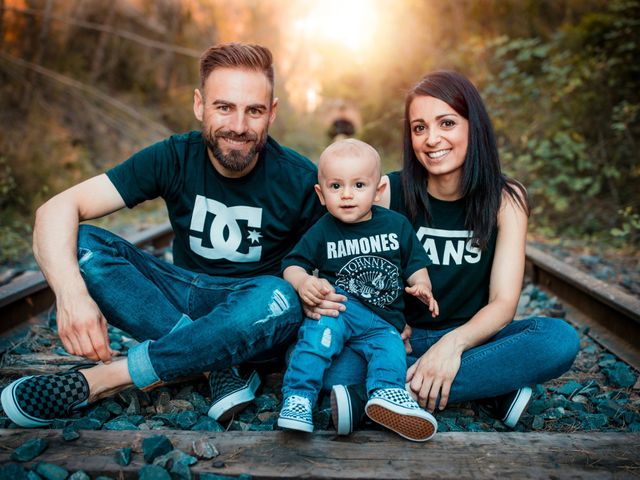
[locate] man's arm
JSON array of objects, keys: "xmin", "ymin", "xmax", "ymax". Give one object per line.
[{"xmin": 33, "ymin": 174, "xmax": 127, "ymax": 363}]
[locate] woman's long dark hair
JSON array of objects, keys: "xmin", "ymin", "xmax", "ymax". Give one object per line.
[{"xmin": 402, "ymin": 71, "xmax": 529, "ymax": 250}]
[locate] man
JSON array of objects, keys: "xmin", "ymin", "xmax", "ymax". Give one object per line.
[{"xmin": 1, "ymin": 43, "xmax": 327, "ymax": 428}]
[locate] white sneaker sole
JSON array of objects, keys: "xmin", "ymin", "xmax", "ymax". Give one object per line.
[
  {"xmin": 1, "ymin": 377, "xmax": 51, "ymax": 428},
  {"xmin": 330, "ymin": 385, "xmax": 352, "ymax": 435},
  {"xmin": 277, "ymin": 416, "xmax": 314, "ymax": 432},
  {"xmin": 366, "ymin": 398, "xmax": 437, "ymax": 442},
  {"xmin": 207, "ymin": 386, "xmax": 255, "ymax": 422},
  {"xmin": 503, "ymin": 386, "xmax": 533, "ymax": 428}
]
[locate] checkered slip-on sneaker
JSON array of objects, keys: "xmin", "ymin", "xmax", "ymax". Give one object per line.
[
  {"xmin": 207, "ymin": 367, "xmax": 260, "ymax": 422},
  {"xmin": 1, "ymin": 371, "xmax": 90, "ymax": 428},
  {"xmin": 277, "ymin": 395, "xmax": 314, "ymax": 432},
  {"xmin": 365, "ymin": 388, "xmax": 437, "ymax": 442},
  {"xmin": 330, "ymin": 384, "xmax": 367, "ymax": 435},
  {"xmin": 479, "ymin": 386, "xmax": 533, "ymax": 428}
]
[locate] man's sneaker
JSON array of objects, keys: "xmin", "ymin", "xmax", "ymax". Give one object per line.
[
  {"xmin": 207, "ymin": 367, "xmax": 260, "ymax": 422},
  {"xmin": 480, "ymin": 386, "xmax": 533, "ymax": 428},
  {"xmin": 330, "ymin": 384, "xmax": 367, "ymax": 435},
  {"xmin": 277, "ymin": 395, "xmax": 314, "ymax": 432},
  {"xmin": 1, "ymin": 372, "xmax": 90, "ymax": 428},
  {"xmin": 365, "ymin": 388, "xmax": 437, "ymax": 442}
]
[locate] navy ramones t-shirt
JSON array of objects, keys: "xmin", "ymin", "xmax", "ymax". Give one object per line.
[
  {"xmin": 282, "ymin": 206, "xmax": 432, "ymax": 331},
  {"xmin": 106, "ymin": 131, "xmax": 324, "ymax": 278}
]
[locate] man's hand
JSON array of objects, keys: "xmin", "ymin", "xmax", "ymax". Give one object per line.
[
  {"xmin": 56, "ymin": 293, "xmax": 112, "ymax": 363},
  {"xmin": 302, "ymin": 290, "xmax": 347, "ymax": 320},
  {"xmin": 405, "ymin": 282, "xmax": 439, "ymax": 318}
]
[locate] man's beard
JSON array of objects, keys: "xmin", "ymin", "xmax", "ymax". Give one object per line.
[{"xmin": 203, "ymin": 128, "xmax": 267, "ymax": 173}]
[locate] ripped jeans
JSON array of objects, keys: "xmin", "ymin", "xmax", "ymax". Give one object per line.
[
  {"xmin": 76, "ymin": 225, "xmax": 302, "ymax": 390},
  {"xmin": 282, "ymin": 294, "xmax": 406, "ymax": 405}
]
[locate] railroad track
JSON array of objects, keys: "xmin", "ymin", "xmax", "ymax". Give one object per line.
[{"xmin": 0, "ymin": 222, "xmax": 639, "ymax": 479}]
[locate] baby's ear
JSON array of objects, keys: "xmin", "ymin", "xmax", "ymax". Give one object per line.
[
  {"xmin": 374, "ymin": 177, "xmax": 388, "ymax": 201},
  {"xmin": 314, "ymin": 184, "xmax": 326, "ymax": 205}
]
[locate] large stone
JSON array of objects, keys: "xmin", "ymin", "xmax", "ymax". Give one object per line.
[
  {"xmin": 72, "ymin": 417, "xmax": 103, "ymax": 430},
  {"xmin": 139, "ymin": 465, "xmax": 171, "ymax": 480},
  {"xmin": 104, "ymin": 417, "xmax": 140, "ymax": 431},
  {"xmin": 604, "ymin": 362, "xmax": 637, "ymax": 388},
  {"xmin": 176, "ymin": 411, "xmax": 199, "ymax": 429},
  {"xmin": 152, "ymin": 449, "xmax": 197, "ymax": 469},
  {"xmin": 62, "ymin": 426, "xmax": 80, "ymax": 441},
  {"xmin": 0, "ymin": 463, "xmax": 29, "ymax": 480},
  {"xmin": 191, "ymin": 417, "xmax": 224, "ymax": 432},
  {"xmin": 555, "ymin": 380, "xmax": 582, "ymax": 397},
  {"xmin": 68, "ymin": 472, "xmax": 91, "ymax": 480},
  {"xmin": 142, "ymin": 435, "xmax": 174, "ymax": 463},
  {"xmin": 582, "ymin": 413, "xmax": 609, "ymax": 431},
  {"xmin": 115, "ymin": 447, "xmax": 132, "ymax": 466},
  {"xmin": 11, "ymin": 438, "xmax": 48, "ymax": 462},
  {"xmin": 191, "ymin": 439, "xmax": 219, "ymax": 460},
  {"xmin": 34, "ymin": 462, "xmax": 69, "ymax": 480}
]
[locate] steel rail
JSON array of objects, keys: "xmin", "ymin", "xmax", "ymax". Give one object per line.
[{"xmin": 1, "ymin": 227, "xmax": 638, "ymax": 369}]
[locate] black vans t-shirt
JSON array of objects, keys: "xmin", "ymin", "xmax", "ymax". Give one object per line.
[
  {"xmin": 388, "ymin": 171, "xmax": 497, "ymax": 329},
  {"xmin": 282, "ymin": 206, "xmax": 432, "ymax": 332},
  {"xmin": 106, "ymin": 131, "xmax": 324, "ymax": 277}
]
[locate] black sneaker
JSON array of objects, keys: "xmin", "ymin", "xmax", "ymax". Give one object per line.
[
  {"xmin": 480, "ymin": 386, "xmax": 533, "ymax": 428},
  {"xmin": 330, "ymin": 384, "xmax": 367, "ymax": 435},
  {"xmin": 1, "ymin": 372, "xmax": 90, "ymax": 427},
  {"xmin": 207, "ymin": 367, "xmax": 260, "ymax": 422}
]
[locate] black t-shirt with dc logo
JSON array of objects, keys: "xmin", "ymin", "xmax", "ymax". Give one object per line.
[
  {"xmin": 282, "ymin": 205, "xmax": 432, "ymax": 332},
  {"xmin": 106, "ymin": 131, "xmax": 324, "ymax": 278},
  {"xmin": 388, "ymin": 171, "xmax": 497, "ymax": 329}
]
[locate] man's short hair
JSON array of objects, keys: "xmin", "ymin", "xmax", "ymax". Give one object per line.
[{"xmin": 199, "ymin": 43, "xmax": 274, "ymax": 95}]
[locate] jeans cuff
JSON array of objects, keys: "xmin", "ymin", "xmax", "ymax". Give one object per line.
[
  {"xmin": 127, "ymin": 340, "xmax": 161, "ymax": 389},
  {"xmin": 170, "ymin": 314, "xmax": 193, "ymax": 333}
]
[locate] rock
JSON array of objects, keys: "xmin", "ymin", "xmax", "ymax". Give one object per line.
[
  {"xmin": 62, "ymin": 426, "xmax": 80, "ymax": 441},
  {"xmin": 188, "ymin": 393, "xmax": 210, "ymax": 415},
  {"xmin": 628, "ymin": 422, "xmax": 640, "ymax": 432},
  {"xmin": 531, "ymin": 415, "xmax": 545, "ymax": 430},
  {"xmin": 200, "ymin": 474, "xmax": 235, "ymax": 480},
  {"xmin": 254, "ymin": 394, "xmax": 279, "ymax": 413},
  {"xmin": 153, "ymin": 449, "xmax": 197, "ymax": 471},
  {"xmin": 72, "ymin": 417, "xmax": 103, "ymax": 430},
  {"xmin": 153, "ymin": 413, "xmax": 178, "ymax": 428},
  {"xmin": 192, "ymin": 439, "xmax": 219, "ymax": 460},
  {"xmin": 191, "ymin": 417, "xmax": 224, "ymax": 432},
  {"xmin": 115, "ymin": 447, "xmax": 132, "ymax": 466},
  {"xmin": 139, "ymin": 465, "xmax": 171, "ymax": 480},
  {"xmin": 211, "ymin": 461, "xmax": 226, "ymax": 469},
  {"xmin": 596, "ymin": 399, "xmax": 623, "ymax": 418},
  {"xmin": 598, "ymin": 353, "xmax": 617, "ymax": 369},
  {"xmin": 527, "ymin": 399, "xmax": 549, "ymax": 415},
  {"xmin": 176, "ymin": 411, "xmax": 199, "ymax": 429},
  {"xmin": 248, "ymin": 423, "xmax": 274, "ymax": 431},
  {"xmin": 604, "ymin": 362, "xmax": 637, "ymax": 388},
  {"xmin": 555, "ymin": 380, "xmax": 582, "ymax": 397},
  {"xmin": 69, "ymin": 472, "xmax": 91, "ymax": 480},
  {"xmin": 126, "ymin": 395, "xmax": 142, "ymax": 415},
  {"xmin": 27, "ymin": 471, "xmax": 42, "ymax": 480},
  {"xmin": 582, "ymin": 413, "xmax": 609, "ymax": 431},
  {"xmin": 102, "ymin": 400, "xmax": 124, "ymax": 416},
  {"xmin": 169, "ymin": 462, "xmax": 192, "ymax": 480},
  {"xmin": 11, "ymin": 438, "xmax": 48, "ymax": 462},
  {"xmin": 34, "ymin": 462, "xmax": 69, "ymax": 480},
  {"xmin": 104, "ymin": 418, "xmax": 140, "ymax": 430},
  {"xmin": 0, "ymin": 463, "xmax": 29, "ymax": 480},
  {"xmin": 313, "ymin": 409, "xmax": 331, "ymax": 430},
  {"xmin": 175, "ymin": 385, "xmax": 194, "ymax": 400},
  {"xmin": 142, "ymin": 435, "xmax": 174, "ymax": 463},
  {"xmin": 88, "ymin": 406, "xmax": 112, "ymax": 423}
]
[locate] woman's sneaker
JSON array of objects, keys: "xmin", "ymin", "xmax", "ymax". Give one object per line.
[
  {"xmin": 479, "ymin": 387, "xmax": 533, "ymax": 428},
  {"xmin": 1, "ymin": 372, "xmax": 90, "ymax": 428},
  {"xmin": 365, "ymin": 388, "xmax": 437, "ymax": 442},
  {"xmin": 330, "ymin": 384, "xmax": 367, "ymax": 435},
  {"xmin": 207, "ymin": 367, "xmax": 260, "ymax": 422},
  {"xmin": 277, "ymin": 395, "xmax": 314, "ymax": 432}
]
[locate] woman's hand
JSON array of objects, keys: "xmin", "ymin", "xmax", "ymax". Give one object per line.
[
  {"xmin": 405, "ymin": 333, "xmax": 463, "ymax": 411},
  {"xmin": 401, "ymin": 324, "xmax": 413, "ymax": 354}
]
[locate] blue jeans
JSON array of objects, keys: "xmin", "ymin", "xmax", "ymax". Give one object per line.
[
  {"xmin": 76, "ymin": 225, "xmax": 303, "ymax": 390},
  {"xmin": 323, "ymin": 316, "xmax": 580, "ymax": 402},
  {"xmin": 282, "ymin": 295, "xmax": 406, "ymax": 405}
]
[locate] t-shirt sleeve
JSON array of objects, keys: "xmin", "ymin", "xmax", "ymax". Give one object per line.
[
  {"xmin": 401, "ymin": 217, "xmax": 432, "ymax": 280},
  {"xmin": 281, "ymin": 221, "xmax": 323, "ymax": 274},
  {"xmin": 106, "ymin": 138, "xmax": 179, "ymax": 208}
]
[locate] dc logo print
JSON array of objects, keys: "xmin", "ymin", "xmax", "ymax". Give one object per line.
[
  {"xmin": 189, "ymin": 195, "xmax": 262, "ymax": 262},
  {"xmin": 335, "ymin": 255, "xmax": 400, "ymax": 307}
]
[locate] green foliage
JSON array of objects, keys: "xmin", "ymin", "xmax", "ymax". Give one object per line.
[{"xmin": 479, "ymin": 0, "xmax": 640, "ymax": 247}]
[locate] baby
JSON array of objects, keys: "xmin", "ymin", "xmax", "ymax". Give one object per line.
[{"xmin": 278, "ymin": 139, "xmax": 439, "ymax": 442}]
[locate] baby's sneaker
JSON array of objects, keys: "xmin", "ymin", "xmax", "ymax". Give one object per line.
[
  {"xmin": 365, "ymin": 387, "xmax": 437, "ymax": 442},
  {"xmin": 277, "ymin": 395, "xmax": 314, "ymax": 432}
]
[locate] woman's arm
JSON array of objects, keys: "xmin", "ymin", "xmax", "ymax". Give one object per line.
[{"xmin": 406, "ymin": 190, "xmax": 528, "ymax": 411}]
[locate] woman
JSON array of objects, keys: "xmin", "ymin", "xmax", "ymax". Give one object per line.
[{"xmin": 320, "ymin": 71, "xmax": 580, "ymax": 432}]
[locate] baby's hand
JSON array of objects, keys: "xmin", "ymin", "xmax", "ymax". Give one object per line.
[
  {"xmin": 405, "ymin": 283, "xmax": 439, "ymax": 318},
  {"xmin": 298, "ymin": 276, "xmax": 334, "ymax": 307}
]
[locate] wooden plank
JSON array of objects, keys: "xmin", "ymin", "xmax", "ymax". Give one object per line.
[{"xmin": 0, "ymin": 430, "xmax": 638, "ymax": 479}]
